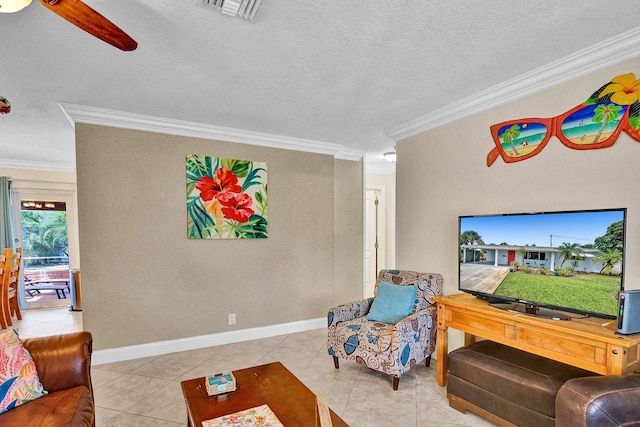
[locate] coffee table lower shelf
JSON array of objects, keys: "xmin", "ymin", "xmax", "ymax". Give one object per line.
[{"xmin": 180, "ymin": 361, "xmax": 348, "ymax": 427}]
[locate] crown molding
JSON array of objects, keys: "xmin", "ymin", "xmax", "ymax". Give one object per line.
[
  {"xmin": 59, "ymin": 103, "xmax": 363, "ymax": 162},
  {"xmin": 386, "ymin": 27, "xmax": 640, "ymax": 142},
  {"xmin": 366, "ymin": 165, "xmax": 396, "ymax": 175},
  {"xmin": 365, "ymin": 160, "xmax": 396, "ymax": 175},
  {"xmin": 0, "ymin": 158, "xmax": 75, "ymax": 173},
  {"xmin": 334, "ymin": 147, "xmax": 366, "ymax": 161}
]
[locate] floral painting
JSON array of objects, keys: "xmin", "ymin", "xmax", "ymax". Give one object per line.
[{"xmin": 187, "ymin": 155, "xmax": 268, "ymax": 239}]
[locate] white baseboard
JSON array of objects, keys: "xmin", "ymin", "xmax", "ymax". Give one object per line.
[{"xmin": 92, "ymin": 317, "xmax": 326, "ymax": 365}]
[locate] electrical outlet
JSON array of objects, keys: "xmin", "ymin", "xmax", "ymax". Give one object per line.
[{"xmin": 228, "ymin": 313, "xmax": 236, "ymax": 325}]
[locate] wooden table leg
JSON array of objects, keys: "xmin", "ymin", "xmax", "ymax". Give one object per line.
[
  {"xmin": 436, "ymin": 302, "xmax": 448, "ymax": 387},
  {"xmin": 464, "ymin": 332, "xmax": 478, "ymax": 346}
]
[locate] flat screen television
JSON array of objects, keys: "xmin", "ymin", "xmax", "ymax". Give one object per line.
[{"xmin": 458, "ymin": 208, "xmax": 626, "ymax": 320}]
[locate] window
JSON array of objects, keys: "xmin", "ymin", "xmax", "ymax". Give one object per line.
[{"xmin": 525, "ymin": 251, "xmax": 546, "ymax": 261}]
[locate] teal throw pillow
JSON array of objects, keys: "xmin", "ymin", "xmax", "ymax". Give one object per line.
[{"xmin": 367, "ymin": 281, "xmax": 417, "ymax": 324}]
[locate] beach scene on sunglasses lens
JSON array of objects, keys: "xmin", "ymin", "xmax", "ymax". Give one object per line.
[
  {"xmin": 488, "ymin": 73, "xmax": 640, "ymax": 166},
  {"xmin": 495, "ymin": 103, "xmax": 627, "ymax": 158}
]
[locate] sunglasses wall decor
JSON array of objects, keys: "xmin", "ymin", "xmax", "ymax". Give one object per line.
[{"xmin": 487, "ymin": 73, "xmax": 640, "ymax": 167}]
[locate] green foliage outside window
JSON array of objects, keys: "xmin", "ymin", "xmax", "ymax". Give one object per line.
[{"xmin": 21, "ymin": 211, "xmax": 68, "ymax": 266}]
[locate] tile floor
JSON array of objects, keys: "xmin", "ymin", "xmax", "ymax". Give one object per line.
[
  {"xmin": 11, "ymin": 305, "xmax": 82, "ymax": 339},
  {"xmin": 13, "ymin": 307, "xmax": 495, "ymax": 427}
]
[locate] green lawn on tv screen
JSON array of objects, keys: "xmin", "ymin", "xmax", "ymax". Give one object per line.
[{"xmin": 494, "ymin": 272, "xmax": 620, "ymax": 316}]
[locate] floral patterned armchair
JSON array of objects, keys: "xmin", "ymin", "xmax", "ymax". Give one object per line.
[{"xmin": 327, "ymin": 270, "xmax": 443, "ymax": 390}]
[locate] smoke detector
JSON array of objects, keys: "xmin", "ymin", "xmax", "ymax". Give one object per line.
[{"xmin": 198, "ymin": 0, "xmax": 263, "ymax": 21}]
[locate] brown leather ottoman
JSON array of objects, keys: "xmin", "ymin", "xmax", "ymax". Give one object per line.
[
  {"xmin": 556, "ymin": 374, "xmax": 640, "ymax": 427},
  {"xmin": 446, "ymin": 340, "xmax": 595, "ymax": 427}
]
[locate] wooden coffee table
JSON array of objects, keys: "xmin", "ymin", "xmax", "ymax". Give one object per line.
[{"xmin": 180, "ymin": 361, "xmax": 349, "ymax": 426}]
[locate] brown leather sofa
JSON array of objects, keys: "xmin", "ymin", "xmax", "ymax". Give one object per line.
[{"xmin": 0, "ymin": 331, "xmax": 95, "ymax": 426}]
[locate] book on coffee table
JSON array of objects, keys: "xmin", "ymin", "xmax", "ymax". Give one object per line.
[{"xmin": 201, "ymin": 404, "xmax": 284, "ymax": 427}]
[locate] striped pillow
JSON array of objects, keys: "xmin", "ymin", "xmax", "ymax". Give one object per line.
[{"xmin": 0, "ymin": 329, "xmax": 47, "ymax": 414}]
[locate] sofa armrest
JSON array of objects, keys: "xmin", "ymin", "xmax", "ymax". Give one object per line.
[
  {"xmin": 393, "ymin": 306, "xmax": 438, "ymax": 345},
  {"xmin": 394, "ymin": 306, "xmax": 436, "ymax": 330},
  {"xmin": 556, "ymin": 374, "xmax": 640, "ymax": 427},
  {"xmin": 23, "ymin": 331, "xmax": 93, "ymax": 397},
  {"xmin": 327, "ymin": 298, "xmax": 373, "ymax": 327}
]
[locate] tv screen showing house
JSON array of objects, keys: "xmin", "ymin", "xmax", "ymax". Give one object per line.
[{"xmin": 458, "ymin": 208, "xmax": 626, "ymax": 318}]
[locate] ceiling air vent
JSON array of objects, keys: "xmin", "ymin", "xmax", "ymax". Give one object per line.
[{"xmin": 198, "ymin": 0, "xmax": 263, "ymax": 21}]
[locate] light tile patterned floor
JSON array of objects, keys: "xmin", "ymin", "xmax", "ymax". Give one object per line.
[{"xmin": 12, "ymin": 307, "xmax": 496, "ymax": 427}]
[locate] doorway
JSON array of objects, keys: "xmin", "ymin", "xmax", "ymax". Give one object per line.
[
  {"xmin": 11, "ymin": 189, "xmax": 78, "ymax": 310},
  {"xmin": 365, "ymin": 188, "xmax": 385, "ymax": 298}
]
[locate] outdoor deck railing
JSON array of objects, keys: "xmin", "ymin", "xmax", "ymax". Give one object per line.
[{"xmin": 23, "ymin": 256, "xmax": 70, "ymax": 281}]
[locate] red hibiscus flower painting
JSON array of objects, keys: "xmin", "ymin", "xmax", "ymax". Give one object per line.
[
  {"xmin": 195, "ymin": 167, "xmax": 242, "ymax": 202},
  {"xmin": 187, "ymin": 155, "xmax": 268, "ymax": 239},
  {"xmin": 220, "ymin": 192, "xmax": 255, "ymax": 223}
]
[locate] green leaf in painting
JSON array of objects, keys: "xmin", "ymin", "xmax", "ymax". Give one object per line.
[
  {"xmin": 584, "ymin": 82, "xmax": 612, "ymax": 106},
  {"xmin": 186, "ymin": 180, "xmax": 195, "ymax": 195},
  {"xmin": 186, "ymin": 154, "xmax": 212, "ymax": 180},
  {"xmin": 220, "ymin": 158, "xmax": 251, "ymax": 178},
  {"xmin": 238, "ymin": 214, "xmax": 268, "ymax": 238},
  {"xmin": 242, "ymin": 166, "xmax": 266, "ymax": 191},
  {"xmin": 254, "ymin": 187, "xmax": 267, "ymax": 217},
  {"xmin": 186, "ymin": 196, "xmax": 216, "ymax": 239},
  {"xmin": 251, "ymin": 214, "xmax": 268, "ymax": 238}
]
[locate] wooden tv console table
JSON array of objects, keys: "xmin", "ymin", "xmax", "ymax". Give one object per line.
[{"xmin": 433, "ymin": 293, "xmax": 640, "ymax": 387}]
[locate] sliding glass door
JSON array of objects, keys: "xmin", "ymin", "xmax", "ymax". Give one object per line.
[{"xmin": 11, "ymin": 189, "xmax": 77, "ymax": 309}]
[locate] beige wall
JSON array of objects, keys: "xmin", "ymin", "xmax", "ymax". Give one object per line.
[
  {"xmin": 75, "ymin": 124, "xmax": 363, "ymax": 350},
  {"xmin": 396, "ymin": 57, "xmax": 640, "ymax": 347},
  {"xmin": 334, "ymin": 159, "xmax": 366, "ymax": 303}
]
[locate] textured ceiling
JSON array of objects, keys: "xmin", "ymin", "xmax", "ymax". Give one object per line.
[{"xmin": 0, "ymin": 0, "xmax": 639, "ymax": 173}]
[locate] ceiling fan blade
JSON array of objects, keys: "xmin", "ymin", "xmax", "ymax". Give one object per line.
[{"xmin": 39, "ymin": 0, "xmax": 137, "ymax": 51}]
